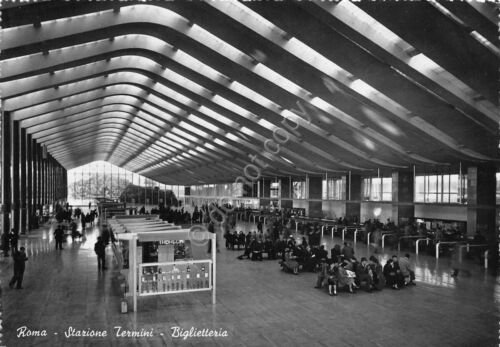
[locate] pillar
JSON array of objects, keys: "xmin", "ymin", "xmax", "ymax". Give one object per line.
[
  {"xmin": 466, "ymin": 165, "xmax": 497, "ymax": 273},
  {"xmin": 63, "ymin": 167, "xmax": 67, "ymax": 200},
  {"xmin": 12, "ymin": 121, "xmax": 20, "ymax": 234},
  {"xmin": 20, "ymin": 128, "xmax": 27, "ymax": 234},
  {"xmin": 2, "ymin": 111, "xmax": 12, "ymax": 255},
  {"xmin": 36, "ymin": 144, "xmax": 41, "ymax": 209},
  {"xmin": 280, "ymin": 177, "xmax": 292, "ymax": 209},
  {"xmin": 391, "ymin": 170, "xmax": 415, "ymax": 226},
  {"xmin": 308, "ymin": 176, "xmax": 323, "ymax": 218},
  {"xmin": 27, "ymin": 134, "xmax": 33, "ymax": 230},
  {"xmin": 259, "ymin": 178, "xmax": 271, "ymax": 208},
  {"xmin": 345, "ymin": 172, "xmax": 361, "ymax": 224},
  {"xmin": 33, "ymin": 139, "xmax": 39, "ymax": 219},
  {"xmin": 41, "ymin": 146, "xmax": 45, "ymax": 206}
]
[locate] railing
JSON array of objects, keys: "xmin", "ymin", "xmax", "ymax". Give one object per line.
[
  {"xmin": 435, "ymin": 241, "xmax": 461, "ymax": 259},
  {"xmin": 457, "ymin": 243, "xmax": 488, "ymax": 262},
  {"xmin": 342, "ymin": 227, "xmax": 358, "ymax": 243},
  {"xmin": 397, "ymin": 235, "xmax": 424, "ymax": 252},
  {"xmin": 415, "ymin": 238, "xmax": 431, "ymax": 255},
  {"xmin": 381, "ymin": 233, "xmax": 397, "ymax": 249},
  {"xmin": 321, "ymin": 224, "xmax": 336, "ymax": 238}
]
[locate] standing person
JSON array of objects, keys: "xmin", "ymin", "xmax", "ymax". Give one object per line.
[
  {"xmin": 81, "ymin": 213, "xmax": 86, "ymax": 231},
  {"xmin": 9, "ymin": 228, "xmax": 19, "ymax": 252},
  {"xmin": 2, "ymin": 231, "xmax": 10, "ymax": 257},
  {"xmin": 88, "ymin": 201, "xmax": 91, "ymax": 211},
  {"xmin": 54, "ymin": 225, "xmax": 64, "ymax": 250},
  {"xmin": 9, "ymin": 247, "xmax": 28, "ymax": 289},
  {"xmin": 94, "ymin": 236, "xmax": 106, "ymax": 270}
]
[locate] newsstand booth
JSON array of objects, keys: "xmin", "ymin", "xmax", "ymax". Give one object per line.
[{"xmin": 116, "ymin": 228, "xmax": 216, "ymax": 312}]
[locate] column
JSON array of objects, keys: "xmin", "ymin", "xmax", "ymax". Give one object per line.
[
  {"xmin": 259, "ymin": 178, "xmax": 271, "ymax": 208},
  {"xmin": 33, "ymin": 139, "xmax": 39, "ymax": 220},
  {"xmin": 1, "ymin": 111, "xmax": 12, "ymax": 255},
  {"xmin": 280, "ymin": 177, "xmax": 292, "ymax": 209},
  {"xmin": 27, "ymin": 134, "xmax": 33, "ymax": 231},
  {"xmin": 466, "ymin": 165, "xmax": 497, "ymax": 272},
  {"xmin": 48, "ymin": 156, "xmax": 53, "ymax": 204},
  {"xmin": 41, "ymin": 146, "xmax": 45, "ymax": 206},
  {"xmin": 345, "ymin": 172, "xmax": 361, "ymax": 224},
  {"xmin": 308, "ymin": 176, "xmax": 323, "ymax": 218},
  {"xmin": 391, "ymin": 170, "xmax": 414, "ymax": 226},
  {"xmin": 12, "ymin": 121, "xmax": 20, "ymax": 234},
  {"xmin": 20, "ymin": 128, "xmax": 27, "ymax": 234},
  {"xmin": 63, "ymin": 167, "xmax": 67, "ymax": 200}
]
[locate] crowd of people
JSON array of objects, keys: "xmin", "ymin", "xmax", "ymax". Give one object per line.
[{"xmin": 314, "ymin": 252, "xmax": 416, "ymax": 296}]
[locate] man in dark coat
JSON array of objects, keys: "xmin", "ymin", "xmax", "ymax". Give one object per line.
[
  {"xmin": 54, "ymin": 225, "xmax": 65, "ymax": 250},
  {"xmin": 9, "ymin": 247, "xmax": 28, "ymax": 289},
  {"xmin": 94, "ymin": 236, "xmax": 106, "ymax": 270},
  {"xmin": 341, "ymin": 242, "xmax": 354, "ymax": 260}
]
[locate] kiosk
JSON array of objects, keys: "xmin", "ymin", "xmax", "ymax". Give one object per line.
[{"xmin": 115, "ymin": 228, "xmax": 216, "ymax": 312}]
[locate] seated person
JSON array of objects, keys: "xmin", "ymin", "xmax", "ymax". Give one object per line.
[
  {"xmin": 231, "ymin": 231, "xmax": 238, "ymax": 250},
  {"xmin": 274, "ymin": 238, "xmax": 286, "ymax": 258},
  {"xmin": 311, "ymin": 245, "xmax": 328, "ymax": 271},
  {"xmin": 341, "ymin": 242, "xmax": 355, "ymax": 260},
  {"xmin": 264, "ymin": 237, "xmax": 276, "ymax": 260},
  {"xmin": 398, "ymin": 253, "xmax": 416, "ymax": 286},
  {"xmin": 314, "ymin": 258, "xmax": 329, "ymax": 289},
  {"xmin": 316, "ymin": 245, "xmax": 328, "ymax": 261},
  {"xmin": 369, "ymin": 255, "xmax": 385, "ymax": 290},
  {"xmin": 330, "ymin": 244, "xmax": 342, "ymax": 263},
  {"xmin": 383, "ymin": 256, "xmax": 404, "ymax": 289},
  {"xmin": 337, "ymin": 262, "xmax": 356, "ymax": 293},
  {"xmin": 297, "ymin": 245, "xmax": 315, "ymax": 272},
  {"xmin": 356, "ymin": 257, "xmax": 375, "ymax": 292},
  {"xmin": 70, "ymin": 221, "xmax": 82, "ymax": 241},
  {"xmin": 237, "ymin": 231, "xmax": 246, "ymax": 250},
  {"xmin": 251, "ymin": 239, "xmax": 264, "ymax": 261},
  {"xmin": 280, "ymin": 248, "xmax": 299, "ymax": 274},
  {"xmin": 237, "ymin": 238, "xmax": 255, "ymax": 260}
]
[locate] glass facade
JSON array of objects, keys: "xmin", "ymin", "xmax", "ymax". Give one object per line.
[
  {"xmin": 362, "ymin": 177, "xmax": 392, "ymax": 201},
  {"xmin": 67, "ymin": 161, "xmax": 183, "ymax": 206},
  {"xmin": 414, "ymin": 173, "xmax": 467, "ymax": 204},
  {"xmin": 185, "ymin": 182, "xmax": 258, "ymax": 209},
  {"xmin": 322, "ymin": 177, "xmax": 345, "ymax": 200}
]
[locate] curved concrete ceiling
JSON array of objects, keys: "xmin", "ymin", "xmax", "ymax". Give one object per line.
[{"xmin": 1, "ymin": 1, "xmax": 497, "ymax": 185}]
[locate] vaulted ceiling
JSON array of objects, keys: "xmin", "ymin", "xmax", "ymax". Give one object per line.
[{"xmin": 1, "ymin": 0, "xmax": 498, "ymax": 185}]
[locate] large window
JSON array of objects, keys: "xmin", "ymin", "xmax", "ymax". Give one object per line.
[
  {"xmin": 68, "ymin": 161, "xmax": 182, "ymax": 206},
  {"xmin": 362, "ymin": 177, "xmax": 392, "ymax": 201},
  {"xmin": 414, "ymin": 173, "xmax": 466, "ymax": 204},
  {"xmin": 292, "ymin": 180, "xmax": 307, "ymax": 199},
  {"xmin": 322, "ymin": 177, "xmax": 345, "ymax": 200}
]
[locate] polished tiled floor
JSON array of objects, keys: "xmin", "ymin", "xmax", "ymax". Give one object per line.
[{"xmin": 1, "ymin": 217, "xmax": 498, "ymax": 347}]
